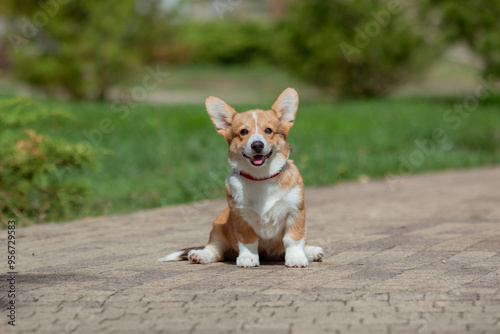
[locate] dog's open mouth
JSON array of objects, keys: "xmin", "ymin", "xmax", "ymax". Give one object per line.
[{"xmin": 244, "ymin": 150, "xmax": 273, "ymax": 166}]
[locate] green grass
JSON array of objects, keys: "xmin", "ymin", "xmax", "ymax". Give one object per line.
[{"xmin": 20, "ymin": 96, "xmax": 500, "ymax": 221}]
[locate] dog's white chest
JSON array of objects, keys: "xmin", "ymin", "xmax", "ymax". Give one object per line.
[{"xmin": 227, "ymin": 174, "xmax": 302, "ymax": 240}]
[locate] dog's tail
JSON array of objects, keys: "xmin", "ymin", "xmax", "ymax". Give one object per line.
[{"xmin": 157, "ymin": 246, "xmax": 204, "ymax": 262}]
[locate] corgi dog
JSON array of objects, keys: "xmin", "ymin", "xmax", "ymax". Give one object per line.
[{"xmin": 158, "ymin": 88, "xmax": 324, "ymax": 267}]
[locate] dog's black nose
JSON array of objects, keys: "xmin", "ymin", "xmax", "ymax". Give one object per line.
[{"xmin": 251, "ymin": 141, "xmax": 264, "ymax": 153}]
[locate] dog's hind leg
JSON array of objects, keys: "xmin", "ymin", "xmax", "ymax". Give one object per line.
[
  {"xmin": 158, "ymin": 241, "xmax": 228, "ymax": 264},
  {"xmin": 159, "ymin": 208, "xmax": 231, "ymax": 264},
  {"xmin": 187, "ymin": 238, "xmax": 228, "ymax": 264},
  {"xmin": 187, "ymin": 210, "xmax": 231, "ymax": 264}
]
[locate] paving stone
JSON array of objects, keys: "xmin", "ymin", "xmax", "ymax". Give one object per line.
[{"xmin": 1, "ymin": 167, "xmax": 499, "ymax": 333}]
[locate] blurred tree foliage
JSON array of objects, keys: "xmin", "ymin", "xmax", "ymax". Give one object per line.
[
  {"xmin": 274, "ymin": 0, "xmax": 437, "ymax": 97},
  {"xmin": 177, "ymin": 22, "xmax": 275, "ymax": 65},
  {"xmin": 4, "ymin": 0, "xmax": 172, "ymax": 99},
  {"xmin": 0, "ymin": 97, "xmax": 102, "ymax": 225},
  {"xmin": 3, "ymin": 1, "xmax": 499, "ymax": 99},
  {"xmin": 423, "ymin": 0, "xmax": 500, "ymax": 79}
]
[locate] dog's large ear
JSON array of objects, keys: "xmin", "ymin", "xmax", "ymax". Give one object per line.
[
  {"xmin": 206, "ymin": 96, "xmax": 237, "ymax": 139},
  {"xmin": 271, "ymin": 88, "xmax": 299, "ymax": 134}
]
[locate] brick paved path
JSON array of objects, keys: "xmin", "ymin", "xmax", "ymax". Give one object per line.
[{"xmin": 1, "ymin": 167, "xmax": 499, "ymax": 333}]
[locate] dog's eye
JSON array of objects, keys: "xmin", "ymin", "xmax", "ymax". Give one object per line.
[
  {"xmin": 240, "ymin": 129, "xmax": 248, "ymax": 135},
  {"xmin": 265, "ymin": 128, "xmax": 273, "ymax": 134}
]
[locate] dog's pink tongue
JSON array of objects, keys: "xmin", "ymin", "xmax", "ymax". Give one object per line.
[{"xmin": 252, "ymin": 155, "xmax": 264, "ymax": 165}]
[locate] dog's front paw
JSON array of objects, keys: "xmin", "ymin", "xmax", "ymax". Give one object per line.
[
  {"xmin": 285, "ymin": 252, "xmax": 309, "ymax": 268},
  {"xmin": 305, "ymin": 246, "xmax": 324, "ymax": 262},
  {"xmin": 236, "ymin": 254, "xmax": 259, "ymax": 268},
  {"xmin": 188, "ymin": 249, "xmax": 215, "ymax": 264}
]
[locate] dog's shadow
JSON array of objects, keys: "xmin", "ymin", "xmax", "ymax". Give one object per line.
[{"xmin": 219, "ymin": 250, "xmax": 286, "ymax": 266}]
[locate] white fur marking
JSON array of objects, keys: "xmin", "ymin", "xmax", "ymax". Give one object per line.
[
  {"xmin": 246, "ymin": 112, "xmax": 268, "ymax": 157},
  {"xmin": 283, "ymin": 235, "xmax": 308, "ymax": 268},
  {"xmin": 228, "ymin": 174, "xmax": 302, "ymax": 241},
  {"xmin": 252, "ymin": 112, "xmax": 259, "ymax": 134},
  {"xmin": 157, "ymin": 250, "xmax": 184, "ymax": 262},
  {"xmin": 236, "ymin": 241, "xmax": 260, "ymax": 267}
]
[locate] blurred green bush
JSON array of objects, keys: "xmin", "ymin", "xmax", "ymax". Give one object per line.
[
  {"xmin": 0, "ymin": 97, "xmax": 102, "ymax": 226},
  {"xmin": 5, "ymin": 0, "xmax": 171, "ymax": 99},
  {"xmin": 177, "ymin": 22, "xmax": 275, "ymax": 65},
  {"xmin": 423, "ymin": 0, "xmax": 500, "ymax": 79},
  {"xmin": 274, "ymin": 0, "xmax": 436, "ymax": 97}
]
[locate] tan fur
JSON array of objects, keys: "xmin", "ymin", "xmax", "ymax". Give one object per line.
[{"xmin": 159, "ymin": 88, "xmax": 324, "ymax": 267}]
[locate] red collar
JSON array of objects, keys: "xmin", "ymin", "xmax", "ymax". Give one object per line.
[{"xmin": 239, "ymin": 170, "xmax": 281, "ymax": 181}]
